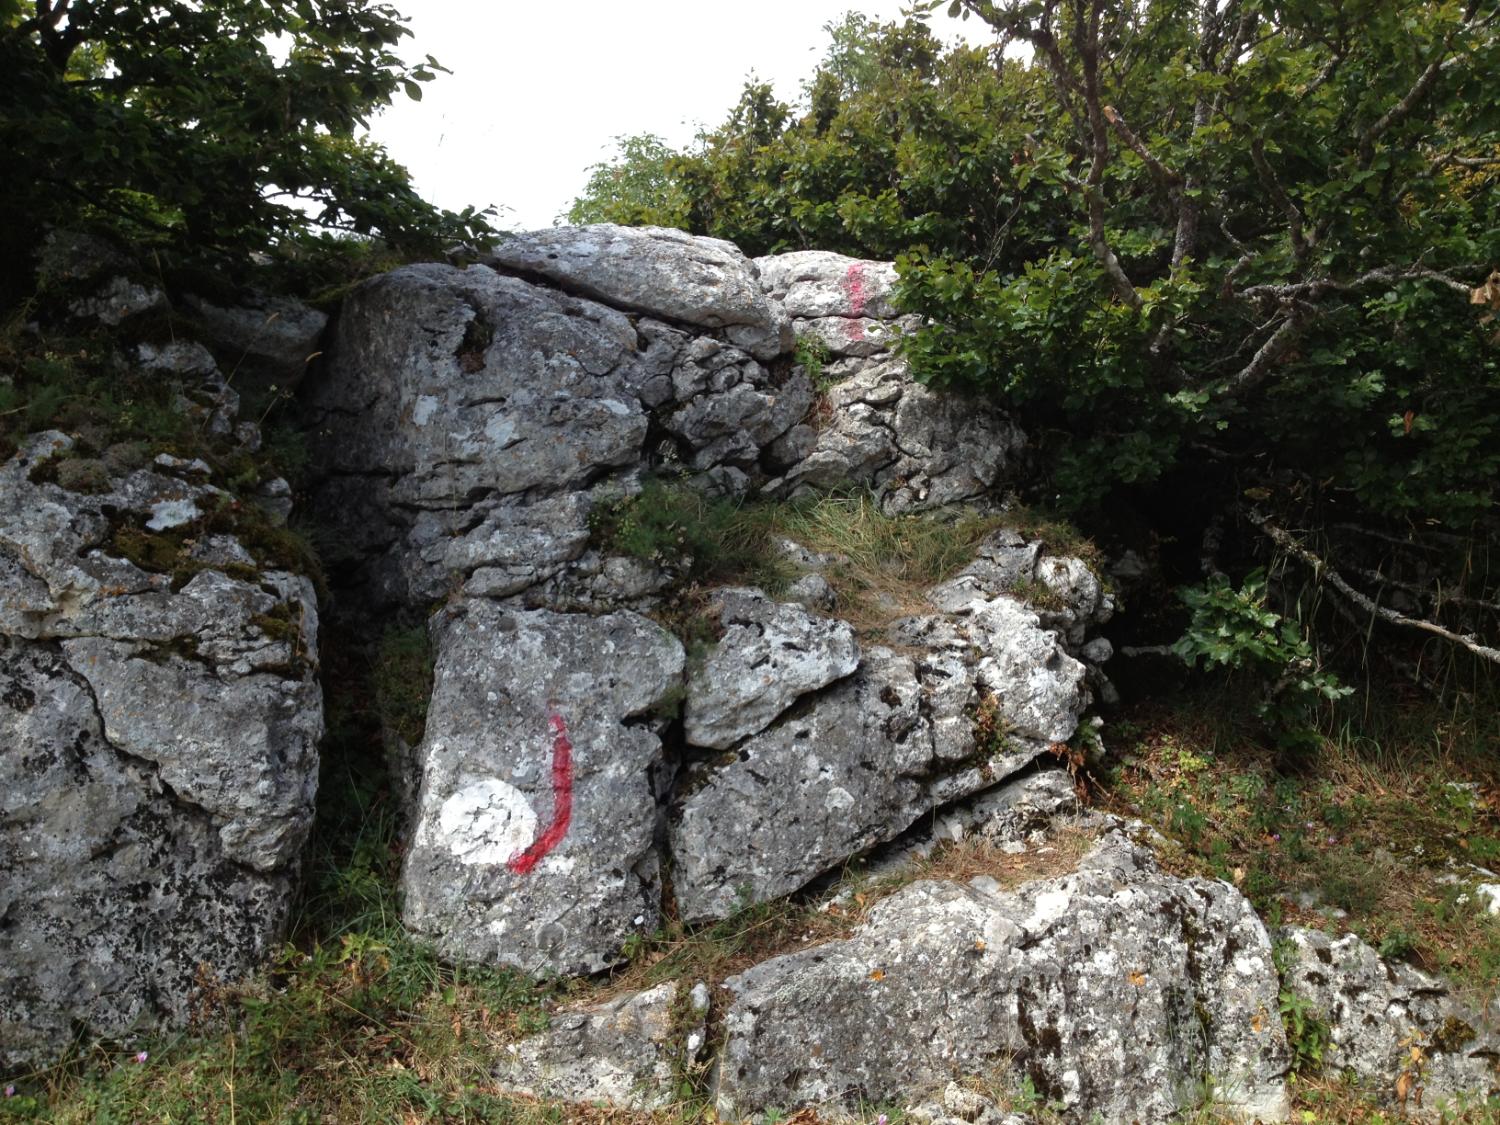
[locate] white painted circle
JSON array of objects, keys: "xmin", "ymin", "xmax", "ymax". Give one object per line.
[{"xmin": 435, "ymin": 778, "xmax": 538, "ymax": 866}]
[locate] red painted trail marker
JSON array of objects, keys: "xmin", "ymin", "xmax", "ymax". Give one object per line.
[
  {"xmin": 843, "ymin": 262, "xmax": 868, "ymax": 343},
  {"xmin": 506, "ymin": 711, "xmax": 574, "ymax": 875}
]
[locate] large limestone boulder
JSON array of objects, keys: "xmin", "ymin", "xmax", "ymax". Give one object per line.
[
  {"xmin": 669, "ymin": 566, "xmax": 1092, "ymax": 923},
  {"xmin": 489, "ymin": 224, "xmax": 791, "ymax": 360},
  {"xmin": 1278, "ymin": 927, "xmax": 1500, "ymax": 1114},
  {"xmin": 0, "ymin": 433, "xmax": 323, "ymax": 1065},
  {"xmin": 401, "ymin": 600, "xmax": 684, "ymax": 975},
  {"xmin": 714, "ymin": 829, "xmax": 1291, "ymax": 1123}
]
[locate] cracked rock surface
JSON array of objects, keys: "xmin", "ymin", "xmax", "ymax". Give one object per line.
[
  {"xmin": 401, "ymin": 600, "xmax": 684, "ymax": 975},
  {"xmin": 0, "ymin": 433, "xmax": 322, "ymax": 1065},
  {"xmin": 1277, "ymin": 926, "xmax": 1500, "ymax": 1114},
  {"xmin": 713, "ymin": 828, "xmax": 1291, "ymax": 1124},
  {"xmin": 493, "ymin": 980, "xmax": 710, "ymax": 1110}
]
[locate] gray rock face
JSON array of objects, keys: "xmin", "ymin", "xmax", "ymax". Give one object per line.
[
  {"xmin": 401, "ymin": 601, "xmax": 684, "ymax": 975},
  {"xmin": 684, "ymin": 588, "xmax": 859, "ymax": 750},
  {"xmin": 714, "ymin": 830, "xmax": 1291, "ymax": 1124},
  {"xmin": 69, "ymin": 275, "xmax": 168, "ymax": 326},
  {"xmin": 305, "ymin": 262, "xmax": 652, "ymax": 609},
  {"xmin": 182, "ymin": 291, "xmax": 327, "ymax": 386},
  {"xmin": 672, "ymin": 641, "xmax": 1034, "ymax": 924},
  {"xmin": 0, "ymin": 433, "xmax": 322, "ymax": 1065},
  {"xmin": 494, "ymin": 980, "xmax": 709, "ymax": 1111},
  {"xmin": 670, "ymin": 566, "xmax": 1091, "ymax": 922},
  {"xmin": 771, "ymin": 355, "xmax": 1024, "ymax": 515},
  {"xmin": 490, "ymin": 225, "xmax": 791, "ymax": 360},
  {"xmin": 309, "ymin": 231, "xmax": 1031, "ymax": 614},
  {"xmin": 754, "ymin": 250, "xmax": 901, "ymax": 321},
  {"xmin": 1278, "ymin": 927, "xmax": 1500, "ymax": 1113}
]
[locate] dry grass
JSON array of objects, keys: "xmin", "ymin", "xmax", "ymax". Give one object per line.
[
  {"xmin": 1104, "ymin": 690, "xmax": 1500, "ymax": 1001},
  {"xmin": 911, "ymin": 825, "xmax": 1096, "ymax": 887},
  {"xmin": 765, "ymin": 495, "xmax": 1007, "ymax": 633}
]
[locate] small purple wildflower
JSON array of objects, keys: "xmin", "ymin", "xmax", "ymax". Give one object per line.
[
  {"xmin": 4, "ymin": 1085, "xmax": 15, "ymax": 1098},
  {"xmin": 877, "ymin": 1116, "xmax": 888, "ymax": 1125},
  {"xmin": 134, "ymin": 1050, "xmax": 149, "ymax": 1064}
]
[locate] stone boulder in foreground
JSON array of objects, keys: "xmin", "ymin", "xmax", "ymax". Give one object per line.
[{"xmin": 0, "ymin": 433, "xmax": 323, "ymax": 1065}]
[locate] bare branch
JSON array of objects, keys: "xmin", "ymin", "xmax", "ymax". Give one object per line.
[
  {"xmin": 1101, "ymin": 104, "xmax": 1181, "ymax": 188},
  {"xmin": 1358, "ymin": 1, "xmax": 1481, "ymax": 163},
  {"xmin": 1346, "ymin": 566, "xmax": 1500, "ymax": 615},
  {"xmin": 1249, "ymin": 138, "xmax": 1310, "ymax": 261},
  {"xmin": 1219, "ymin": 312, "xmax": 1299, "ymax": 395},
  {"xmin": 1236, "ymin": 265, "xmax": 1477, "ymax": 302},
  {"xmin": 1252, "ymin": 512, "xmax": 1500, "ymax": 666}
]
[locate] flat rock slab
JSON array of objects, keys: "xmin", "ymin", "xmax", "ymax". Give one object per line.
[
  {"xmin": 402, "ymin": 602, "xmax": 684, "ymax": 975},
  {"xmin": 1278, "ymin": 926, "xmax": 1500, "ymax": 1113},
  {"xmin": 684, "ymin": 587, "xmax": 859, "ymax": 750},
  {"xmin": 714, "ymin": 829, "xmax": 1290, "ymax": 1124},
  {"xmin": 490, "ymin": 225, "xmax": 791, "ymax": 360}
]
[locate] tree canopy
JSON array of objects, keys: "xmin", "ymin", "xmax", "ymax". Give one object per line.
[
  {"xmin": 573, "ymin": 1, "xmax": 1500, "ymax": 702},
  {"xmin": 0, "ymin": 0, "xmax": 491, "ymax": 285}
]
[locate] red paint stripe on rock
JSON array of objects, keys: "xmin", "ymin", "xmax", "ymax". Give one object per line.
[{"xmin": 507, "ymin": 711, "xmax": 574, "ymax": 875}]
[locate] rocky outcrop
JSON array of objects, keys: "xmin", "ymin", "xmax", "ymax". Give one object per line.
[
  {"xmin": 300, "ymin": 227, "xmax": 1105, "ymax": 969},
  {"xmin": 401, "ymin": 601, "xmax": 684, "ymax": 975},
  {"xmin": 1278, "ymin": 927, "xmax": 1500, "ymax": 1114},
  {"xmin": 0, "ymin": 432, "xmax": 323, "ymax": 1065},
  {"xmin": 305, "ymin": 236, "xmax": 1026, "ymax": 614},
  {"xmin": 668, "ymin": 554, "xmax": 1097, "ymax": 923},
  {"xmin": 713, "ymin": 828, "xmax": 1290, "ymax": 1123}
]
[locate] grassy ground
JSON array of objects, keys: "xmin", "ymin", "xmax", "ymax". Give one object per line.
[{"xmin": 1099, "ymin": 686, "xmax": 1500, "ymax": 1123}]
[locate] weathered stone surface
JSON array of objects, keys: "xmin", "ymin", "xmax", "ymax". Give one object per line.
[
  {"xmin": 907, "ymin": 1081, "xmax": 1031, "ymax": 1125},
  {"xmin": 69, "ymin": 275, "xmax": 167, "ymax": 326},
  {"xmin": 670, "ymin": 554, "xmax": 1093, "ymax": 923},
  {"xmin": 912, "ymin": 587, "xmax": 1088, "ymax": 745},
  {"xmin": 773, "ymin": 355, "xmax": 1023, "ymax": 514},
  {"xmin": 1278, "ymin": 926, "xmax": 1500, "ymax": 1113},
  {"xmin": 305, "ymin": 262, "xmax": 655, "ymax": 608},
  {"xmin": 870, "ymin": 769, "xmax": 1084, "ymax": 878},
  {"xmin": 494, "ymin": 980, "xmax": 709, "ymax": 1110},
  {"xmin": 0, "ymin": 433, "xmax": 322, "ymax": 1065},
  {"xmin": 0, "ymin": 637, "xmax": 305, "ymax": 1067},
  {"xmin": 684, "ymin": 588, "xmax": 859, "ymax": 750},
  {"xmin": 490, "ymin": 225, "xmax": 791, "ymax": 360},
  {"xmin": 672, "ymin": 641, "xmax": 1034, "ymax": 924},
  {"xmin": 754, "ymin": 250, "xmax": 901, "ymax": 321},
  {"xmin": 401, "ymin": 601, "xmax": 684, "ymax": 975},
  {"xmin": 714, "ymin": 830, "xmax": 1290, "ymax": 1124},
  {"xmin": 183, "ymin": 291, "xmax": 327, "ymax": 385}
]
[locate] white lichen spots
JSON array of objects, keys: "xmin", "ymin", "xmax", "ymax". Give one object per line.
[
  {"xmin": 435, "ymin": 778, "xmax": 537, "ymax": 866},
  {"xmin": 1233, "ymin": 952, "xmax": 1267, "ymax": 977},
  {"xmin": 146, "ymin": 498, "xmax": 201, "ymax": 531},
  {"xmin": 483, "ymin": 413, "xmax": 519, "ymax": 447},
  {"xmin": 1023, "ymin": 885, "xmax": 1073, "ymax": 932},
  {"xmin": 824, "ymin": 786, "xmax": 855, "ymax": 812},
  {"xmin": 412, "ymin": 394, "xmax": 439, "ymax": 426}
]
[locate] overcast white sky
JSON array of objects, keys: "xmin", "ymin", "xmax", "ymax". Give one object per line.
[{"xmin": 362, "ymin": 1, "xmax": 985, "ymax": 231}]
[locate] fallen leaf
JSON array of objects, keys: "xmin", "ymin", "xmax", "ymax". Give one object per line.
[{"xmin": 1128, "ymin": 970, "xmax": 1146, "ymax": 986}]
